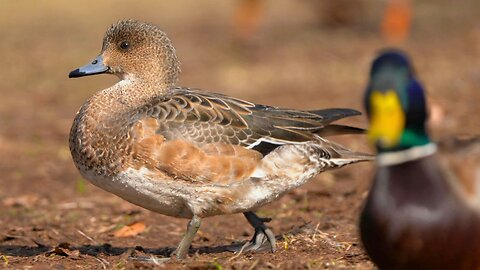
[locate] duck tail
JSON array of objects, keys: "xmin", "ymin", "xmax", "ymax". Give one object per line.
[
  {"xmin": 315, "ymin": 136, "xmax": 376, "ymax": 168},
  {"xmin": 315, "ymin": 124, "xmax": 367, "ymax": 137}
]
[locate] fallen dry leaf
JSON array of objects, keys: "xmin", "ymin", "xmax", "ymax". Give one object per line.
[{"xmin": 113, "ymin": 222, "xmax": 146, "ymax": 238}]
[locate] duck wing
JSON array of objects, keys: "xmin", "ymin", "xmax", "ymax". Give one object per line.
[
  {"xmin": 125, "ymin": 88, "xmax": 367, "ymax": 183},
  {"xmin": 134, "ymin": 88, "xmax": 364, "ymax": 156}
]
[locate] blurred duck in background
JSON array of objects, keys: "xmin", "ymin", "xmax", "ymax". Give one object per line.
[
  {"xmin": 381, "ymin": 0, "xmax": 412, "ymax": 43},
  {"xmin": 232, "ymin": 0, "xmax": 412, "ymax": 44},
  {"xmin": 233, "ymin": 0, "xmax": 265, "ymax": 44},
  {"xmin": 359, "ymin": 50, "xmax": 480, "ymax": 269}
]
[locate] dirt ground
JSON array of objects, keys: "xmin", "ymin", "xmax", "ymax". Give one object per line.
[{"xmin": 1, "ymin": 1, "xmax": 480, "ymax": 269}]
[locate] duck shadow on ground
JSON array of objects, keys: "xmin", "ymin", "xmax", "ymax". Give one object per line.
[
  {"xmin": 0, "ymin": 222, "xmax": 314, "ymax": 259},
  {"xmin": 0, "ymin": 242, "xmax": 242, "ymax": 258}
]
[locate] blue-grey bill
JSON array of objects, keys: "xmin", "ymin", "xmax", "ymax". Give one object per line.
[{"xmin": 69, "ymin": 55, "xmax": 109, "ymax": 78}]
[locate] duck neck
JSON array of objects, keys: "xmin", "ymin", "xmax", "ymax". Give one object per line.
[{"xmin": 105, "ymin": 74, "xmax": 174, "ymax": 110}]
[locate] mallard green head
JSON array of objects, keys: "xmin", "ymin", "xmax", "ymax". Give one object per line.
[{"xmin": 365, "ymin": 50, "xmax": 430, "ymax": 152}]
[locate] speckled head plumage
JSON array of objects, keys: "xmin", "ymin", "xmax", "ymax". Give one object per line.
[
  {"xmin": 365, "ymin": 49, "xmax": 429, "ymax": 152},
  {"xmin": 70, "ymin": 20, "xmax": 180, "ymax": 87}
]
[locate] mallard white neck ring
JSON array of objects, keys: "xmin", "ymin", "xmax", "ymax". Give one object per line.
[{"xmin": 377, "ymin": 143, "xmax": 437, "ymax": 166}]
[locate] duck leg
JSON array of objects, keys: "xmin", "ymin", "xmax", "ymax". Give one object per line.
[
  {"xmin": 173, "ymin": 215, "xmax": 202, "ymax": 259},
  {"xmin": 238, "ymin": 211, "xmax": 276, "ymax": 253}
]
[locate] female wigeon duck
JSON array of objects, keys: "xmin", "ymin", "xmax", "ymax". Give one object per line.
[
  {"xmin": 69, "ymin": 20, "xmax": 373, "ymax": 259},
  {"xmin": 360, "ymin": 50, "xmax": 480, "ymax": 269}
]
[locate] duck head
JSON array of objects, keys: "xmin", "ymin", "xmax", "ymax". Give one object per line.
[
  {"xmin": 365, "ymin": 50, "xmax": 430, "ymax": 152},
  {"xmin": 69, "ymin": 20, "xmax": 180, "ymax": 87}
]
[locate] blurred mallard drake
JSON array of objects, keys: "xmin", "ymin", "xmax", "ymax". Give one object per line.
[{"xmin": 359, "ymin": 50, "xmax": 480, "ymax": 269}]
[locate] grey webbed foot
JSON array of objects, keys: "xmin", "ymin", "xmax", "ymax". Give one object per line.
[{"xmin": 235, "ymin": 212, "xmax": 276, "ymax": 253}]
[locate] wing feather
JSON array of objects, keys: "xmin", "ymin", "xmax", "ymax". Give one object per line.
[{"xmin": 134, "ymin": 88, "xmax": 362, "ymax": 156}]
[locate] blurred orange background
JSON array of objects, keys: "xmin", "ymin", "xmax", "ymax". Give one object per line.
[{"xmin": 0, "ymin": 1, "xmax": 479, "ymax": 268}]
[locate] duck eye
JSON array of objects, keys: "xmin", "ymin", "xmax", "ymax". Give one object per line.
[{"xmin": 119, "ymin": 41, "xmax": 130, "ymax": 50}]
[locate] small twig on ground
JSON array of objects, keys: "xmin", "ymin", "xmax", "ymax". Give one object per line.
[
  {"xmin": 311, "ymin": 223, "xmax": 320, "ymax": 243},
  {"xmin": 92, "ymin": 256, "xmax": 109, "ymax": 269},
  {"xmin": 1, "ymin": 255, "xmax": 9, "ymax": 267},
  {"xmin": 247, "ymin": 258, "xmax": 260, "ymax": 270},
  {"xmin": 228, "ymin": 245, "xmax": 247, "ymax": 262},
  {"xmin": 77, "ymin": 229, "xmax": 97, "ymax": 244}
]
